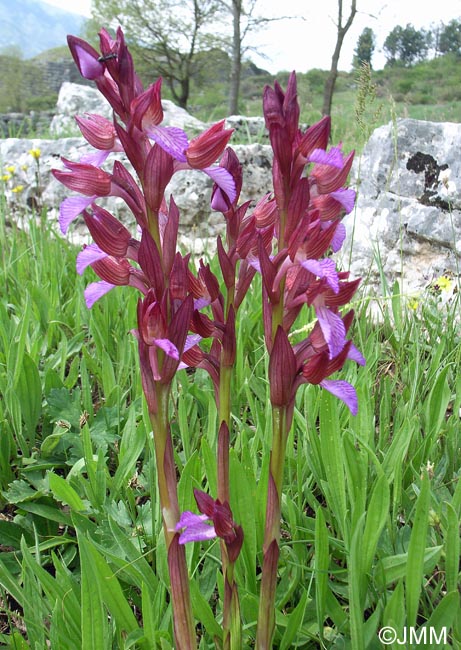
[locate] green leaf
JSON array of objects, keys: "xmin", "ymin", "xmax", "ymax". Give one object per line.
[
  {"xmin": 112, "ymin": 405, "xmax": 145, "ymax": 497},
  {"xmin": 406, "ymin": 473, "xmax": 431, "ymax": 628},
  {"xmin": 76, "ymin": 533, "xmax": 142, "ymax": 642},
  {"xmin": 314, "ymin": 506, "xmax": 329, "ymax": 640},
  {"xmin": 48, "ymin": 472, "xmax": 87, "ymax": 512},
  {"xmin": 16, "ymin": 352, "xmax": 41, "ymax": 442},
  {"xmin": 319, "ymin": 390, "xmax": 347, "ymax": 539},
  {"xmin": 80, "ymin": 529, "xmax": 108, "ymax": 650},
  {"xmin": 229, "ymin": 450, "xmax": 257, "ymax": 593},
  {"xmin": 190, "ymin": 578, "xmax": 222, "ymax": 640},
  {"xmin": 423, "ymin": 366, "xmax": 451, "ymax": 437},
  {"xmin": 279, "ymin": 591, "xmax": 308, "ymax": 650},
  {"xmin": 374, "ymin": 546, "xmax": 442, "ymax": 589},
  {"xmin": 443, "ymin": 502, "xmax": 460, "ymax": 594}
]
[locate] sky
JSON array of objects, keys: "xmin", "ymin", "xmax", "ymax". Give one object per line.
[{"xmin": 43, "ymin": 0, "xmax": 461, "ymax": 73}]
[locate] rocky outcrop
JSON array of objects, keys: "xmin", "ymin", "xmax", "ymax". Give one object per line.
[
  {"xmin": 343, "ymin": 118, "xmax": 461, "ymax": 296},
  {"xmin": 50, "ymin": 82, "xmax": 207, "ymax": 137}
]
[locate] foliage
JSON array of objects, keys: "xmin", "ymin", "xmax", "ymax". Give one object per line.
[
  {"xmin": 89, "ymin": 0, "xmax": 223, "ymax": 108},
  {"xmin": 352, "ymin": 27, "xmax": 376, "ymax": 69},
  {"xmin": 439, "ymin": 18, "xmax": 461, "ymax": 57},
  {"xmin": 1, "ymin": 193, "xmax": 461, "ymax": 647},
  {"xmin": 0, "ymin": 55, "xmax": 53, "ymax": 113},
  {"xmin": 383, "ymin": 24, "xmax": 432, "ymax": 67}
]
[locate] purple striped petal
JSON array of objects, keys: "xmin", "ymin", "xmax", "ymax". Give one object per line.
[
  {"xmin": 79, "ymin": 150, "xmax": 111, "ymax": 167},
  {"xmin": 175, "ymin": 511, "xmax": 216, "ymax": 544},
  {"xmin": 330, "ymin": 222, "xmax": 346, "ymax": 253},
  {"xmin": 320, "ymin": 379, "xmax": 358, "ymax": 415},
  {"xmin": 348, "ymin": 343, "xmax": 366, "ymax": 366},
  {"xmin": 146, "ymin": 125, "xmax": 188, "ymax": 161},
  {"xmin": 84, "ymin": 280, "xmax": 115, "ymax": 308},
  {"xmin": 302, "ymin": 258, "xmax": 339, "ymax": 293},
  {"xmin": 316, "ymin": 306, "xmax": 346, "ymax": 359},
  {"xmin": 59, "ymin": 195, "xmax": 95, "ymax": 234},
  {"xmin": 154, "ymin": 337, "xmax": 179, "ymax": 360},
  {"xmin": 204, "ymin": 166, "xmax": 236, "ymax": 205},
  {"xmin": 331, "ymin": 188, "xmax": 356, "ymax": 214},
  {"xmin": 76, "ymin": 243, "xmax": 107, "ymax": 275},
  {"xmin": 309, "ymin": 146, "xmax": 344, "ymax": 168}
]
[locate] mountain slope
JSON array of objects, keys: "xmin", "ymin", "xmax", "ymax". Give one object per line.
[{"xmin": 0, "ymin": 0, "xmax": 85, "ymax": 58}]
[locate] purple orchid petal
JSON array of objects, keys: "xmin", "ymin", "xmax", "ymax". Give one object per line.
[
  {"xmin": 146, "ymin": 125, "xmax": 188, "ymax": 161},
  {"xmin": 316, "ymin": 306, "xmax": 346, "ymax": 359},
  {"xmin": 320, "ymin": 379, "xmax": 358, "ymax": 415},
  {"xmin": 302, "ymin": 258, "xmax": 339, "ymax": 293},
  {"xmin": 348, "ymin": 343, "xmax": 366, "ymax": 366},
  {"xmin": 309, "ymin": 146, "xmax": 344, "ymax": 168},
  {"xmin": 175, "ymin": 511, "xmax": 216, "ymax": 544},
  {"xmin": 79, "ymin": 150, "xmax": 111, "ymax": 167},
  {"xmin": 331, "ymin": 188, "xmax": 356, "ymax": 214},
  {"xmin": 176, "ymin": 511, "xmax": 208, "ymax": 529},
  {"xmin": 330, "ymin": 222, "xmax": 346, "ymax": 253},
  {"xmin": 204, "ymin": 166, "xmax": 236, "ymax": 205},
  {"xmin": 194, "ymin": 297, "xmax": 211, "ymax": 311},
  {"xmin": 59, "ymin": 195, "xmax": 95, "ymax": 234},
  {"xmin": 184, "ymin": 334, "xmax": 202, "ymax": 352},
  {"xmin": 154, "ymin": 337, "xmax": 179, "ymax": 360},
  {"xmin": 84, "ymin": 280, "xmax": 115, "ymax": 308},
  {"xmin": 76, "ymin": 243, "xmax": 107, "ymax": 275},
  {"xmin": 74, "ymin": 43, "xmax": 104, "ymax": 80}
]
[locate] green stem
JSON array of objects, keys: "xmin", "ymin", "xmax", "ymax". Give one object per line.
[
  {"xmin": 149, "ymin": 384, "xmax": 196, "ymax": 649},
  {"xmin": 255, "ymin": 405, "xmax": 288, "ymax": 650}
]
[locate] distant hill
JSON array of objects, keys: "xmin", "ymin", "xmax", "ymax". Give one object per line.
[{"xmin": 0, "ymin": 0, "xmax": 85, "ymax": 58}]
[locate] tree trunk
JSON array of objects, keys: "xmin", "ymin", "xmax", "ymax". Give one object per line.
[
  {"xmin": 228, "ymin": 0, "xmax": 242, "ymax": 115},
  {"xmin": 322, "ymin": 0, "xmax": 357, "ymax": 116}
]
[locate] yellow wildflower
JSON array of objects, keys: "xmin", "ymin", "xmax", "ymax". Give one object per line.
[
  {"xmin": 12, "ymin": 185, "xmax": 24, "ymax": 193},
  {"xmin": 431, "ymin": 275, "xmax": 452, "ymax": 293},
  {"xmin": 29, "ymin": 148, "xmax": 41, "ymax": 159},
  {"xmin": 1, "ymin": 174, "xmax": 11, "ymax": 182},
  {"xmin": 5, "ymin": 165, "xmax": 15, "ymax": 174}
]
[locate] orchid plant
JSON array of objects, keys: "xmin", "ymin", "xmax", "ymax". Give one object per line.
[{"xmin": 54, "ymin": 26, "xmax": 364, "ymax": 650}]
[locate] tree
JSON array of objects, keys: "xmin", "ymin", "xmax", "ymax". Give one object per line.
[
  {"xmin": 383, "ymin": 23, "xmax": 432, "ymax": 66},
  {"xmin": 322, "ymin": 0, "xmax": 357, "ymax": 116},
  {"xmin": 439, "ymin": 18, "xmax": 461, "ymax": 56},
  {"xmin": 223, "ymin": 0, "xmax": 293, "ymax": 115},
  {"xmin": 352, "ymin": 27, "xmax": 375, "ymax": 69},
  {"xmin": 90, "ymin": 0, "xmax": 223, "ymax": 108}
]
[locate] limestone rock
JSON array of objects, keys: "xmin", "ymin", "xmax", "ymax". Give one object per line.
[
  {"xmin": 344, "ymin": 118, "xmax": 461, "ymax": 296},
  {"xmin": 49, "ymin": 83, "xmax": 206, "ymax": 137}
]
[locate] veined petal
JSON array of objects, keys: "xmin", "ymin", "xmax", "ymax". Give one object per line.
[
  {"xmin": 154, "ymin": 337, "xmax": 179, "ymax": 360},
  {"xmin": 330, "ymin": 188, "xmax": 356, "ymax": 214},
  {"xmin": 330, "ymin": 222, "xmax": 346, "ymax": 253},
  {"xmin": 76, "ymin": 243, "xmax": 107, "ymax": 275},
  {"xmin": 175, "ymin": 511, "xmax": 216, "ymax": 544},
  {"xmin": 79, "ymin": 150, "xmax": 111, "ymax": 167},
  {"xmin": 145, "ymin": 124, "xmax": 188, "ymax": 161},
  {"xmin": 84, "ymin": 280, "xmax": 115, "ymax": 308},
  {"xmin": 348, "ymin": 343, "xmax": 366, "ymax": 366},
  {"xmin": 59, "ymin": 195, "xmax": 95, "ymax": 234},
  {"xmin": 302, "ymin": 258, "xmax": 339, "ymax": 293},
  {"xmin": 309, "ymin": 146, "xmax": 344, "ymax": 168},
  {"xmin": 320, "ymin": 379, "xmax": 358, "ymax": 415},
  {"xmin": 316, "ymin": 306, "xmax": 346, "ymax": 359},
  {"xmin": 203, "ymin": 166, "xmax": 236, "ymax": 205}
]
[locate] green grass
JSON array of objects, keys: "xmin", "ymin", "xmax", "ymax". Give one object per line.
[{"xmin": 1, "ymin": 119, "xmax": 461, "ymax": 648}]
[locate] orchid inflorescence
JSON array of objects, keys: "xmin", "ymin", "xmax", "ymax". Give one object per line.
[{"xmin": 54, "ymin": 26, "xmax": 364, "ymax": 650}]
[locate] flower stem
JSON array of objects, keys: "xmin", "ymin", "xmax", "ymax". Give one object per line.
[
  {"xmin": 255, "ymin": 405, "xmax": 288, "ymax": 650},
  {"xmin": 149, "ymin": 384, "xmax": 196, "ymax": 649}
]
